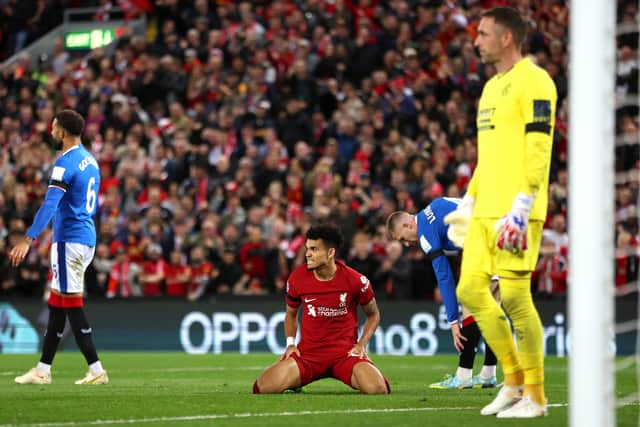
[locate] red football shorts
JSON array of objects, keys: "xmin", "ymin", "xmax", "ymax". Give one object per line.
[{"xmin": 291, "ymin": 350, "xmax": 376, "ymax": 388}]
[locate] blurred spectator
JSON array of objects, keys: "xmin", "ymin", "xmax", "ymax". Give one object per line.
[
  {"xmin": 85, "ymin": 242, "xmax": 115, "ymax": 296},
  {"xmin": 164, "ymin": 249, "xmax": 191, "ymax": 297},
  {"xmin": 106, "ymin": 244, "xmax": 142, "ymax": 298},
  {"xmin": 138, "ymin": 243, "xmax": 166, "ymax": 297},
  {"xmin": 542, "ymin": 213, "xmax": 569, "ymax": 253},
  {"xmin": 347, "ymin": 230, "xmax": 378, "ymax": 285},
  {"xmin": 615, "ymin": 227, "xmax": 639, "ymax": 294},
  {"xmin": 375, "ymin": 240, "xmax": 412, "ymax": 300},
  {"xmin": 533, "ymin": 238, "xmax": 568, "ymax": 299},
  {"xmin": 186, "ymin": 244, "xmax": 213, "ymax": 301},
  {"xmin": 238, "ymin": 223, "xmax": 268, "ymax": 295},
  {"xmin": 211, "ymin": 245, "xmax": 243, "ymax": 295}
]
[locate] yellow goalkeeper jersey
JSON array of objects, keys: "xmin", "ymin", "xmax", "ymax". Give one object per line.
[{"xmin": 468, "ymin": 57, "xmax": 557, "ymax": 221}]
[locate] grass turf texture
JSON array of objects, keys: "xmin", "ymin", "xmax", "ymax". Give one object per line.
[{"xmin": 0, "ymin": 353, "xmax": 637, "ymax": 427}]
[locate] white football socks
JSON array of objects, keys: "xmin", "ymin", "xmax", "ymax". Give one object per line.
[
  {"xmin": 89, "ymin": 361, "xmax": 104, "ymax": 375},
  {"xmin": 481, "ymin": 365, "xmax": 497, "ymax": 379},
  {"xmin": 456, "ymin": 367, "xmax": 472, "ymax": 381},
  {"xmin": 36, "ymin": 362, "xmax": 51, "ymax": 375}
]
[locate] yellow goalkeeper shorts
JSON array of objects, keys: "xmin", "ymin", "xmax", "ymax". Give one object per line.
[{"xmin": 461, "ymin": 218, "xmax": 544, "ymax": 277}]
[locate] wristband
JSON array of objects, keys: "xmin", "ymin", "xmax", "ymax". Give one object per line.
[{"xmin": 286, "ymin": 336, "xmax": 295, "ymax": 347}]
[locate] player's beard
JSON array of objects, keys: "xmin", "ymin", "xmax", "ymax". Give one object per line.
[
  {"xmin": 479, "ymin": 48, "xmax": 500, "ymax": 66},
  {"xmin": 479, "ymin": 53, "xmax": 495, "ymax": 65},
  {"xmin": 51, "ymin": 137, "xmax": 63, "ymax": 150}
]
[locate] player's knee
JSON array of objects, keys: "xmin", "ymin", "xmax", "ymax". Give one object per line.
[
  {"xmin": 360, "ymin": 378, "xmax": 389, "ymax": 395},
  {"xmin": 254, "ymin": 359, "xmax": 300, "ymax": 394},
  {"xmin": 253, "ymin": 376, "xmax": 282, "ymax": 394}
]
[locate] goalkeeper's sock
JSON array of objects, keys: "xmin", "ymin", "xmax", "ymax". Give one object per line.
[
  {"xmin": 459, "ymin": 318, "xmax": 481, "ymax": 369},
  {"xmin": 40, "ymin": 305, "xmax": 66, "ymax": 365},
  {"xmin": 504, "ymin": 368, "xmax": 524, "ymax": 387},
  {"xmin": 524, "ymin": 381, "xmax": 546, "ymax": 406}
]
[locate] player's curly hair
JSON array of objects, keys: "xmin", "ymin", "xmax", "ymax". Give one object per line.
[
  {"xmin": 306, "ymin": 224, "xmax": 344, "ymax": 251},
  {"xmin": 55, "ymin": 109, "xmax": 85, "ymax": 136}
]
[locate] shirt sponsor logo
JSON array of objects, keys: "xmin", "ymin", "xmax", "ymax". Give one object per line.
[
  {"xmin": 477, "ymin": 107, "xmax": 495, "ymax": 118},
  {"xmin": 315, "ymin": 306, "xmax": 348, "ymax": 317}
]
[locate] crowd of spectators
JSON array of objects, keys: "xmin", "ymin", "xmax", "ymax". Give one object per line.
[{"xmin": 0, "ymin": 0, "xmax": 636, "ymax": 302}]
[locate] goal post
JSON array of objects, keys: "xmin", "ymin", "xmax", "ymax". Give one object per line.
[{"xmin": 568, "ymin": 1, "xmax": 616, "ymax": 427}]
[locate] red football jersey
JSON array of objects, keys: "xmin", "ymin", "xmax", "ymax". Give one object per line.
[{"xmin": 285, "ymin": 260, "xmax": 374, "ymax": 354}]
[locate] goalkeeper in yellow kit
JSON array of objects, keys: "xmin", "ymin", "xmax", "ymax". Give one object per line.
[{"xmin": 444, "ymin": 7, "xmax": 556, "ymax": 418}]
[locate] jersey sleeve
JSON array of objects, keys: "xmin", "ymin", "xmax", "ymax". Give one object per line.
[
  {"xmin": 48, "ymin": 162, "xmax": 72, "ymax": 192},
  {"xmin": 357, "ymin": 274, "xmax": 374, "ymax": 305},
  {"xmin": 26, "ymin": 186, "xmax": 65, "ymax": 239},
  {"xmin": 285, "ymin": 274, "xmax": 301, "ymax": 308},
  {"xmin": 519, "ymin": 70, "xmax": 557, "ymax": 195},
  {"xmin": 431, "ymin": 255, "xmax": 459, "ymax": 324},
  {"xmin": 418, "ymin": 215, "xmax": 443, "ymax": 256}
]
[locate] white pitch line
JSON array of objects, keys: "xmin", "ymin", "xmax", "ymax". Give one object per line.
[
  {"xmin": 0, "ymin": 405, "xmax": 571, "ymax": 427},
  {"xmin": 119, "ymin": 366, "xmax": 266, "ymax": 373},
  {"xmin": 0, "ymin": 367, "xmax": 266, "ymax": 376}
]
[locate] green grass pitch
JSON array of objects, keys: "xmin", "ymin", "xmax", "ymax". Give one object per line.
[{"xmin": 0, "ymin": 353, "xmax": 637, "ymax": 427}]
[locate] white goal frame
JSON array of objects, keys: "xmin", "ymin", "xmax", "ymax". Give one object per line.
[{"xmin": 569, "ymin": 1, "xmax": 616, "ymax": 427}]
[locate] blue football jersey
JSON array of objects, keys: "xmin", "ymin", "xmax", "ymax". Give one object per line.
[
  {"xmin": 48, "ymin": 145, "xmax": 100, "ymax": 246},
  {"xmin": 415, "ymin": 197, "xmax": 461, "ymax": 255},
  {"xmin": 415, "ymin": 197, "xmax": 461, "ymax": 323}
]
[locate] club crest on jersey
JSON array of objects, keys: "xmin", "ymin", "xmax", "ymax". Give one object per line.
[{"xmin": 339, "ymin": 292, "xmax": 347, "ymax": 307}]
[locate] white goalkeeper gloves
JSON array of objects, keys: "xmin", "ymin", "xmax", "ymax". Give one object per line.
[
  {"xmin": 444, "ymin": 195, "xmax": 475, "ymax": 248},
  {"xmin": 495, "ymin": 192, "xmax": 535, "ymax": 253}
]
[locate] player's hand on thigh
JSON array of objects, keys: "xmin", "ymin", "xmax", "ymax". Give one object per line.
[
  {"xmin": 451, "ymin": 322, "xmax": 467, "ymax": 353},
  {"xmin": 280, "ymin": 345, "xmax": 300, "ymax": 360},
  {"xmin": 348, "ymin": 343, "xmax": 366, "ymax": 359}
]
